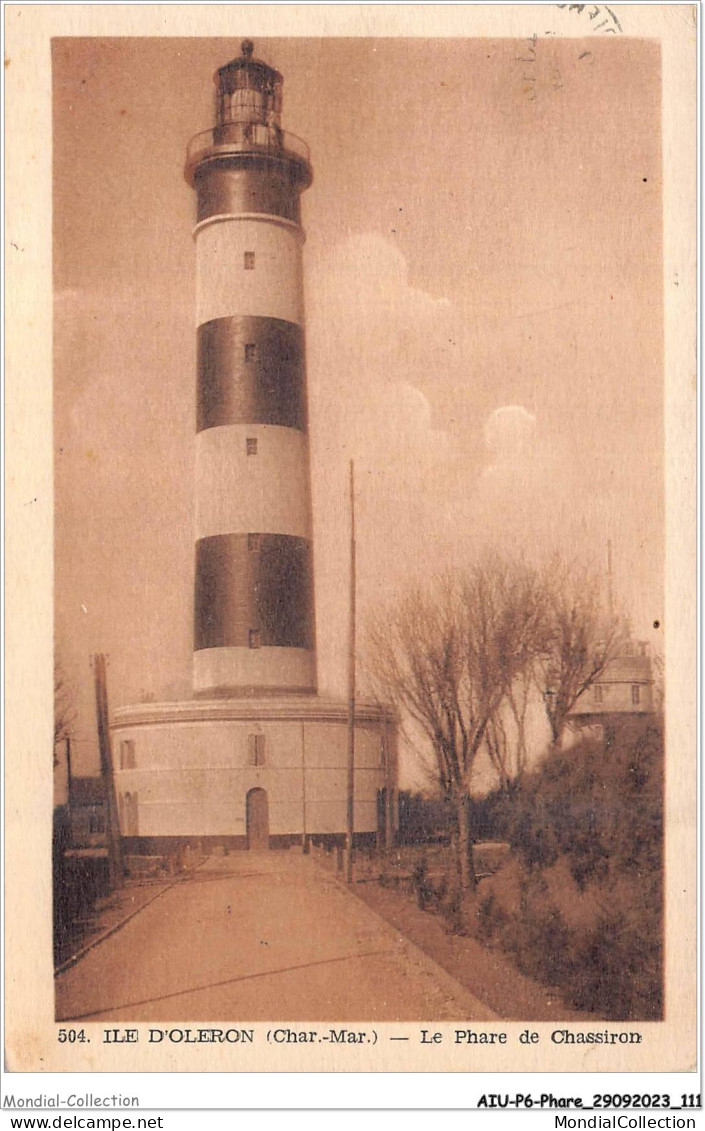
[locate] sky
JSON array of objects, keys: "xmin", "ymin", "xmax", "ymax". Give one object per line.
[{"xmin": 53, "ymin": 36, "xmax": 664, "ymax": 786}]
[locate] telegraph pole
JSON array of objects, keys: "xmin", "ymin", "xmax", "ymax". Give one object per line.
[
  {"xmin": 93, "ymin": 654, "xmax": 123, "ymax": 889},
  {"xmin": 345, "ymin": 460, "xmax": 356, "ymax": 883},
  {"xmin": 65, "ymin": 736, "xmax": 72, "ymax": 812}
]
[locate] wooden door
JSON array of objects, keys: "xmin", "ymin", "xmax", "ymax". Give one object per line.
[{"xmin": 246, "ymin": 788, "xmax": 269, "ymax": 851}]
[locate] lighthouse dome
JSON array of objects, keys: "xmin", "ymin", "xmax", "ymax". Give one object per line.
[{"xmin": 214, "ymin": 40, "xmax": 283, "ymax": 130}]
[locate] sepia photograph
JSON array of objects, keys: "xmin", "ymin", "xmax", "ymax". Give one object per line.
[{"xmin": 4, "ymin": 4, "xmax": 697, "ymax": 1079}]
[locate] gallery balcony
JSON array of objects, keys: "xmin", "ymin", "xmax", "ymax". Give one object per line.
[{"xmin": 185, "ymin": 122, "xmax": 311, "ymax": 188}]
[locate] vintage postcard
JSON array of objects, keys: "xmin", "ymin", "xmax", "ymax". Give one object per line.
[{"xmin": 4, "ymin": 4, "xmax": 697, "ymax": 1081}]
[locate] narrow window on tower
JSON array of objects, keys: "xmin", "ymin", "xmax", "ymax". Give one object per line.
[
  {"xmin": 631, "ymin": 684, "xmax": 641, "ymax": 705},
  {"xmin": 249, "ymin": 628, "xmax": 261, "ymax": 649},
  {"xmin": 245, "ymin": 343, "xmax": 257, "ymax": 363},
  {"xmin": 248, "ymin": 533, "xmax": 261, "ymax": 552},
  {"xmin": 594, "ymin": 685, "xmax": 603, "ymax": 705},
  {"xmin": 120, "ymin": 739, "xmax": 136, "ymax": 769},
  {"xmin": 244, "ymin": 251, "xmax": 255, "ymax": 270},
  {"xmin": 248, "ymin": 734, "xmax": 266, "ymax": 766},
  {"xmin": 246, "ymin": 437, "xmax": 258, "ymax": 456}
]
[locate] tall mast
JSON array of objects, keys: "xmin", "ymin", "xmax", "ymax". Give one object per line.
[{"xmin": 346, "ymin": 460, "xmax": 356, "ymax": 882}]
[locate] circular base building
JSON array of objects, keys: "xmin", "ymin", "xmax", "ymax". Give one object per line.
[{"xmin": 112, "ymin": 697, "xmax": 397, "ymax": 853}]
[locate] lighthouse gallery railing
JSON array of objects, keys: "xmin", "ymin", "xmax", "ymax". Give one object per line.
[{"xmin": 185, "ymin": 123, "xmax": 310, "ymax": 181}]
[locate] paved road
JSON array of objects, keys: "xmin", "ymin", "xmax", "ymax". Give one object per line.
[{"xmin": 55, "ymin": 853, "xmax": 496, "ymax": 1022}]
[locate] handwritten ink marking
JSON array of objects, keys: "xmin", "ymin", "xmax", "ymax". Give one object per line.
[
  {"xmin": 603, "ymin": 5, "xmax": 623, "ymax": 31},
  {"xmin": 516, "ymin": 34, "xmax": 564, "ymax": 100},
  {"xmin": 555, "ymin": 3, "xmax": 622, "ymax": 33},
  {"xmin": 517, "ymin": 33, "xmax": 538, "ymax": 63},
  {"xmin": 517, "ymin": 34, "xmax": 538, "ymax": 102}
]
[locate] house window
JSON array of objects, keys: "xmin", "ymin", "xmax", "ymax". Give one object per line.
[
  {"xmin": 244, "ymin": 251, "xmax": 255, "ymax": 270},
  {"xmin": 246, "ymin": 437, "xmax": 258, "ymax": 456},
  {"xmin": 248, "ymin": 533, "xmax": 261, "ymax": 552},
  {"xmin": 120, "ymin": 739, "xmax": 136, "ymax": 769},
  {"xmin": 248, "ymin": 733, "xmax": 266, "ymax": 766},
  {"xmin": 631, "ymin": 684, "xmax": 641, "ymax": 706},
  {"xmin": 249, "ymin": 628, "xmax": 261, "ymax": 649},
  {"xmin": 89, "ymin": 810, "xmax": 105, "ymax": 835},
  {"xmin": 594, "ymin": 685, "xmax": 603, "ymax": 705},
  {"xmin": 244, "ymin": 343, "xmax": 257, "ymax": 362}
]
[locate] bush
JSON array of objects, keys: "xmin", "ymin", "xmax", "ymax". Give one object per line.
[
  {"xmin": 411, "ymin": 857, "xmax": 433, "ymax": 909},
  {"xmin": 440, "ymin": 888, "xmax": 468, "ymax": 935},
  {"xmin": 480, "ymin": 720, "xmax": 663, "ymax": 1019},
  {"xmin": 398, "ymin": 791, "xmax": 455, "ymax": 844}
]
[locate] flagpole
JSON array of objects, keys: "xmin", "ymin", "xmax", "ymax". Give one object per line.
[{"xmin": 346, "ymin": 459, "xmax": 356, "ymax": 883}]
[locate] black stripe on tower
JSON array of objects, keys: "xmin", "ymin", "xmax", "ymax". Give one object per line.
[
  {"xmin": 194, "ymin": 162, "xmax": 303, "ymax": 226},
  {"xmin": 194, "ymin": 533, "xmax": 314, "ymax": 650},
  {"xmin": 197, "ymin": 316, "xmax": 306, "ymax": 433}
]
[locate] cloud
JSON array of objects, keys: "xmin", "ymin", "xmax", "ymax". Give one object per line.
[
  {"xmin": 307, "ymin": 232, "xmax": 455, "ymax": 486},
  {"xmin": 307, "ymin": 232, "xmax": 453, "ymax": 397},
  {"xmin": 306, "ymin": 234, "xmax": 461, "ymax": 693}
]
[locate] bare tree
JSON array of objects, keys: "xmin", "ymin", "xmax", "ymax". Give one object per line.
[
  {"xmin": 485, "ymin": 697, "xmax": 532, "ymax": 795},
  {"xmin": 484, "ymin": 561, "xmax": 548, "ymax": 793},
  {"xmin": 484, "ymin": 712, "xmax": 513, "ymax": 794},
  {"xmin": 367, "ymin": 559, "xmax": 542, "ymax": 888},
  {"xmin": 537, "ymin": 559, "xmax": 624, "ymax": 749}
]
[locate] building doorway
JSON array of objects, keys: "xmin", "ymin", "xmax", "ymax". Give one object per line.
[{"xmin": 246, "ymin": 788, "xmax": 269, "ymax": 851}]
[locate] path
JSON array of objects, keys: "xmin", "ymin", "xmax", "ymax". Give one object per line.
[{"xmin": 55, "ymin": 852, "xmax": 497, "ymax": 1022}]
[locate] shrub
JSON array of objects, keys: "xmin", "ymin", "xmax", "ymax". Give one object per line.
[
  {"xmin": 483, "ymin": 719, "xmax": 663, "ymax": 1019},
  {"xmin": 411, "ymin": 857, "xmax": 433, "ymax": 909},
  {"xmin": 440, "ymin": 887, "xmax": 470, "ymax": 936}
]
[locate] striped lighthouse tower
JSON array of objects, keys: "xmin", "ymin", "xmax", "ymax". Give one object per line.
[{"xmin": 185, "ymin": 41, "xmax": 316, "ymax": 698}]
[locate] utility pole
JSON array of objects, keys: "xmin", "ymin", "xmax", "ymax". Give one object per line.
[
  {"xmin": 65, "ymin": 735, "xmax": 73, "ymax": 843},
  {"xmin": 93, "ymin": 654, "xmax": 123, "ymax": 890},
  {"xmin": 65, "ymin": 735, "xmax": 72, "ymax": 807},
  {"xmin": 345, "ymin": 459, "xmax": 356, "ymax": 883},
  {"xmin": 301, "ymin": 721, "xmax": 309, "ymax": 854},
  {"xmin": 384, "ymin": 718, "xmax": 395, "ymax": 851}
]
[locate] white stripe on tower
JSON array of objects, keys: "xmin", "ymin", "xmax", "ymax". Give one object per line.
[
  {"xmin": 195, "ymin": 426, "xmax": 311, "ymax": 542},
  {"xmin": 195, "ymin": 217, "xmax": 304, "ymax": 327}
]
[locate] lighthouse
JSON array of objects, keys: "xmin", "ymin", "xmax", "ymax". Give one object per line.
[
  {"xmin": 111, "ymin": 44, "xmax": 397, "ymax": 855},
  {"xmin": 186, "ymin": 41, "xmax": 316, "ymax": 698}
]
